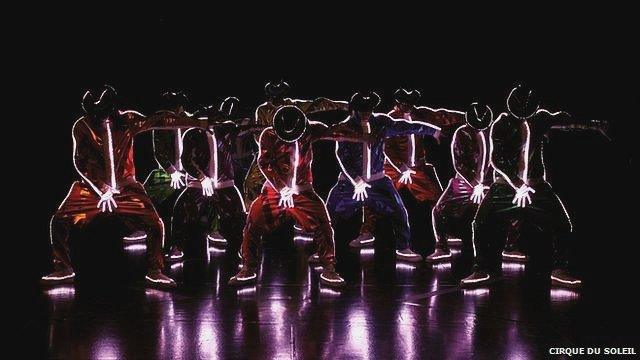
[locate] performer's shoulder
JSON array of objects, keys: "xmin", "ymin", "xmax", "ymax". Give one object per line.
[{"xmin": 119, "ymin": 109, "xmax": 146, "ymax": 121}]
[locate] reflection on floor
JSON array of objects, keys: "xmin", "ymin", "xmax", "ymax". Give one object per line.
[{"xmin": 32, "ymin": 227, "xmax": 633, "ymax": 359}]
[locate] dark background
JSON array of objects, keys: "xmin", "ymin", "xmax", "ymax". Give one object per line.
[{"xmin": 15, "ymin": 7, "xmax": 637, "ymax": 351}]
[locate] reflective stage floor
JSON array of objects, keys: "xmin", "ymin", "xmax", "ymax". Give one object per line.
[{"xmin": 23, "ymin": 223, "xmax": 639, "ymax": 359}]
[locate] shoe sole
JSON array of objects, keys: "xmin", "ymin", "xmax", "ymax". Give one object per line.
[
  {"xmin": 551, "ymin": 278, "xmax": 582, "ymax": 289},
  {"xmin": 40, "ymin": 277, "xmax": 75, "ymax": 286},
  {"xmin": 425, "ymin": 254, "xmax": 452, "ymax": 264},
  {"xmin": 502, "ymin": 253, "xmax": 529, "ymax": 263},
  {"xmin": 396, "ymin": 255, "xmax": 423, "ymax": 263},
  {"xmin": 320, "ymin": 278, "xmax": 346, "ymax": 288},
  {"xmin": 145, "ymin": 280, "xmax": 177, "ymax": 290}
]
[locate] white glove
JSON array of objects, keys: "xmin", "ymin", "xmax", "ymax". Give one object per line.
[
  {"xmin": 201, "ymin": 177, "xmax": 214, "ymax": 197},
  {"xmin": 470, "ymin": 183, "xmax": 489, "ymax": 204},
  {"xmin": 97, "ymin": 187, "xmax": 120, "ymax": 213},
  {"xmin": 170, "ymin": 171, "xmax": 186, "ymax": 189},
  {"xmin": 278, "ymin": 186, "xmax": 296, "ymax": 208},
  {"xmin": 398, "ymin": 165, "xmax": 416, "ymax": 185},
  {"xmin": 512, "ymin": 184, "xmax": 535, "ymax": 208},
  {"xmin": 352, "ymin": 178, "xmax": 371, "ymax": 202}
]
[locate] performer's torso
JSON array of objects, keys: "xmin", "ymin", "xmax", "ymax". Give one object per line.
[
  {"xmin": 79, "ymin": 115, "xmax": 137, "ymax": 187},
  {"xmin": 385, "ymin": 109, "xmax": 427, "ymax": 167},
  {"xmin": 337, "ymin": 114, "xmax": 389, "ymax": 179},
  {"xmin": 264, "ymin": 129, "xmax": 315, "ymax": 188},
  {"xmin": 152, "ymin": 129, "xmax": 184, "ymax": 171},
  {"xmin": 453, "ymin": 125, "xmax": 492, "ymax": 185}
]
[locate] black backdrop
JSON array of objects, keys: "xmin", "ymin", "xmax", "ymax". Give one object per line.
[{"xmin": 16, "ymin": 7, "xmax": 636, "ymax": 340}]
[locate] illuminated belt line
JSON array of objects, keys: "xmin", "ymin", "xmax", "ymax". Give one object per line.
[{"xmin": 42, "ymin": 272, "xmax": 75, "ymax": 281}]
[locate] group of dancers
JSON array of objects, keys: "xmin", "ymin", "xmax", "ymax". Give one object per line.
[{"xmin": 42, "ymin": 81, "xmax": 606, "ymax": 291}]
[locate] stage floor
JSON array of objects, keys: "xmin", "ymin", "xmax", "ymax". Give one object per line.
[{"xmin": 27, "ymin": 227, "xmax": 637, "ymax": 359}]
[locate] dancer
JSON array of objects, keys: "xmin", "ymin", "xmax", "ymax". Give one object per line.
[
  {"xmin": 230, "ymin": 106, "xmax": 364, "ymax": 287},
  {"xmin": 42, "ymin": 85, "xmax": 211, "ymax": 289},
  {"xmin": 461, "ymin": 85, "xmax": 607, "ymax": 289},
  {"xmin": 123, "ymin": 91, "xmax": 191, "ymax": 261},
  {"xmin": 353, "ymin": 88, "xmax": 464, "ymax": 247},
  {"xmin": 326, "ymin": 91, "xmax": 441, "ymax": 262},
  {"xmin": 427, "ymin": 103, "xmax": 493, "ymax": 262},
  {"xmin": 243, "ymin": 80, "xmax": 349, "ymax": 206},
  {"xmin": 171, "ymin": 97, "xmax": 253, "ymax": 258}
]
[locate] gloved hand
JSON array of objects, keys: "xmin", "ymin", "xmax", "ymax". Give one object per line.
[
  {"xmin": 470, "ymin": 183, "xmax": 489, "ymax": 204},
  {"xmin": 170, "ymin": 171, "xmax": 186, "ymax": 189},
  {"xmin": 278, "ymin": 186, "xmax": 296, "ymax": 208},
  {"xmin": 352, "ymin": 177, "xmax": 371, "ymax": 202},
  {"xmin": 201, "ymin": 177, "xmax": 214, "ymax": 197},
  {"xmin": 512, "ymin": 184, "xmax": 535, "ymax": 208},
  {"xmin": 398, "ymin": 165, "xmax": 416, "ymax": 185},
  {"xmin": 97, "ymin": 186, "xmax": 120, "ymax": 213}
]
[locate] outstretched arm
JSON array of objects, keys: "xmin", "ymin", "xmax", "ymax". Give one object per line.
[
  {"xmin": 381, "ymin": 115, "xmax": 441, "ymax": 138},
  {"xmin": 308, "ymin": 121, "xmax": 365, "ymax": 142},
  {"xmin": 124, "ymin": 110, "xmax": 209, "ymax": 135},
  {"xmin": 293, "ymin": 97, "xmax": 349, "ymax": 114},
  {"xmin": 542, "ymin": 109, "xmax": 610, "ymax": 139}
]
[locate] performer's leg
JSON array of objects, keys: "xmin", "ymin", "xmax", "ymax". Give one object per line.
[
  {"xmin": 214, "ymin": 186, "xmax": 247, "ymax": 252},
  {"xmin": 351, "ymin": 205, "xmax": 377, "ymax": 247},
  {"xmin": 365, "ymin": 178, "xmax": 421, "ymax": 262},
  {"xmin": 115, "ymin": 183, "xmax": 176, "ymax": 289},
  {"xmin": 461, "ymin": 183, "xmax": 517, "ymax": 286},
  {"xmin": 124, "ymin": 168, "xmax": 174, "ymax": 242},
  {"xmin": 406, "ymin": 164, "xmax": 443, "ymax": 204},
  {"xmin": 230, "ymin": 188, "xmax": 282, "ymax": 285},
  {"xmin": 525, "ymin": 183, "xmax": 580, "ymax": 288},
  {"xmin": 502, "ymin": 219, "xmax": 527, "ymax": 262},
  {"xmin": 42, "ymin": 182, "xmax": 99, "ymax": 284},
  {"xmin": 326, "ymin": 180, "xmax": 362, "ymax": 225},
  {"xmin": 427, "ymin": 178, "xmax": 469, "ymax": 262}
]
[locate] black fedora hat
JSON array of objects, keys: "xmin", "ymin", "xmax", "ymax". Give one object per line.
[
  {"xmin": 81, "ymin": 84, "xmax": 118, "ymax": 118},
  {"xmin": 349, "ymin": 91, "xmax": 381, "ymax": 112},
  {"xmin": 465, "ymin": 102, "xmax": 493, "ymax": 130},
  {"xmin": 506, "ymin": 84, "xmax": 539, "ymax": 119},
  {"xmin": 264, "ymin": 80, "xmax": 290, "ymax": 101},
  {"xmin": 218, "ymin": 96, "xmax": 241, "ymax": 119},
  {"xmin": 393, "ymin": 88, "xmax": 421, "ymax": 106},
  {"xmin": 273, "ymin": 105, "xmax": 307, "ymax": 142},
  {"xmin": 161, "ymin": 91, "xmax": 189, "ymax": 111}
]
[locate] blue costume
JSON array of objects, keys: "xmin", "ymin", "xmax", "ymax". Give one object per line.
[{"xmin": 326, "ymin": 113, "xmax": 439, "ymax": 250}]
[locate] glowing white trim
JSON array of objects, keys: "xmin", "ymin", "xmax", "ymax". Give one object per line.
[
  {"xmin": 431, "ymin": 181, "xmax": 449, "ymax": 243},
  {"xmin": 395, "ymin": 250, "xmax": 419, "ymax": 258},
  {"xmin": 360, "ymin": 238, "xmax": 374, "ymax": 244},
  {"xmin": 105, "ymin": 120, "xmax": 117, "ymax": 188},
  {"xmin": 555, "ymin": 194, "xmax": 574, "ymax": 233},
  {"xmin": 551, "ymin": 275, "xmax": 582, "ymax": 285},
  {"xmin": 291, "ymin": 140, "xmax": 299, "ymax": 188},
  {"xmin": 450, "ymin": 126, "xmax": 473, "ymax": 188},
  {"xmin": 294, "ymin": 235, "xmax": 314, "ymax": 242},
  {"xmin": 125, "ymin": 244, "xmax": 147, "ymax": 251},
  {"xmin": 335, "ymin": 142, "xmax": 356, "ymax": 185},
  {"xmin": 208, "ymin": 246, "xmax": 226, "ymax": 254},
  {"xmin": 123, "ymin": 234, "xmax": 147, "ymax": 241},
  {"xmin": 72, "ymin": 120, "xmax": 102, "ymax": 195},
  {"xmin": 522, "ymin": 121, "xmax": 531, "ymax": 183},
  {"xmin": 501, "ymin": 251, "xmax": 527, "ymax": 259},
  {"xmin": 430, "ymin": 253, "xmax": 452, "ymax": 260},
  {"xmin": 395, "ymin": 263, "xmax": 417, "ymax": 271},
  {"xmin": 176, "ymin": 128, "xmax": 183, "ymax": 171},
  {"xmin": 320, "ymin": 288, "xmax": 342, "ymax": 296},
  {"xmin": 461, "ymin": 274, "xmax": 490, "ymax": 284},
  {"xmin": 363, "ymin": 121, "xmax": 371, "ymax": 180},
  {"xmin": 145, "ymin": 275, "xmax": 174, "ymax": 284},
  {"xmin": 236, "ymin": 286, "xmax": 257, "ymax": 295},
  {"xmin": 256, "ymin": 127, "xmax": 279, "ymax": 191},
  {"xmin": 235, "ymin": 273, "xmax": 257, "ymax": 281},
  {"xmin": 232, "ymin": 185, "xmax": 247, "ymax": 213},
  {"xmin": 206, "ymin": 129, "xmax": 219, "ymax": 186},
  {"xmin": 448, "ymin": 238, "xmax": 462, "ymax": 243},
  {"xmin": 170, "ymin": 262, "xmax": 184, "ymax": 270},
  {"xmin": 489, "ymin": 114, "xmax": 519, "ymax": 191},
  {"xmin": 320, "ymin": 273, "xmax": 344, "ymax": 283},
  {"xmin": 169, "ymin": 253, "xmax": 184, "ymax": 260},
  {"xmin": 360, "ymin": 248, "xmax": 375, "ymax": 255},
  {"xmin": 42, "ymin": 272, "xmax": 75, "ymax": 281},
  {"xmin": 207, "ymin": 235, "xmax": 227, "ymax": 243},
  {"xmin": 479, "ymin": 131, "xmax": 487, "ymax": 184}
]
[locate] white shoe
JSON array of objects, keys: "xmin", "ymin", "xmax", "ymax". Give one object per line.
[
  {"xmin": 395, "ymin": 249, "xmax": 423, "ymax": 263},
  {"xmin": 207, "ymin": 231, "xmax": 227, "ymax": 245},
  {"xmin": 425, "ymin": 248, "xmax": 452, "ymax": 263}
]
